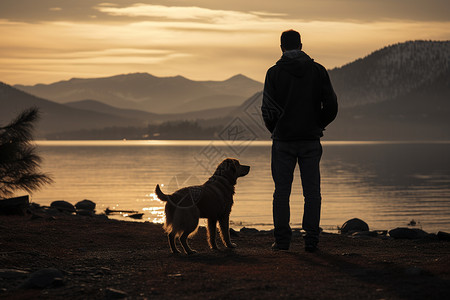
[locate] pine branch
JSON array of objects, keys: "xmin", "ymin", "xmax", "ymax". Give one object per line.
[
  {"xmin": 0, "ymin": 107, "xmax": 40, "ymax": 143},
  {"xmin": 0, "ymin": 144, "xmax": 41, "ymax": 175},
  {"xmin": 0, "ymin": 107, "xmax": 53, "ymax": 198},
  {"xmin": 0, "ymin": 173, "xmax": 53, "ymax": 198}
]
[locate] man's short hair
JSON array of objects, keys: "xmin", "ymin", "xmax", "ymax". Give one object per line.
[{"xmin": 281, "ymin": 30, "xmax": 301, "ymax": 50}]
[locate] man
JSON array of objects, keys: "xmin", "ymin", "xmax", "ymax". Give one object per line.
[{"xmin": 262, "ymin": 29, "xmax": 338, "ymax": 252}]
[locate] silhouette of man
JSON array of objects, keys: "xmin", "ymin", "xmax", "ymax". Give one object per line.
[{"xmin": 262, "ymin": 29, "xmax": 338, "ymax": 252}]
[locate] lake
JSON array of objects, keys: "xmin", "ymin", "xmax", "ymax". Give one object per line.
[{"xmin": 31, "ymin": 140, "xmax": 450, "ymax": 233}]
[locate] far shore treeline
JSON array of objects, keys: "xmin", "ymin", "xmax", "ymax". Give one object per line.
[{"xmin": 46, "ymin": 121, "xmax": 225, "ymax": 140}]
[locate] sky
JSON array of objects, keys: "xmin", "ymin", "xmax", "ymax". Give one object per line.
[{"xmin": 1, "ymin": 0, "xmax": 449, "ymax": 85}]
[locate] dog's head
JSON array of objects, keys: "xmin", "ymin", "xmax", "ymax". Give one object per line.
[{"xmin": 214, "ymin": 158, "xmax": 250, "ymax": 185}]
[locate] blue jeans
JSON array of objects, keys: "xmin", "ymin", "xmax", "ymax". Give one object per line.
[{"xmin": 271, "ymin": 140, "xmax": 322, "ymax": 247}]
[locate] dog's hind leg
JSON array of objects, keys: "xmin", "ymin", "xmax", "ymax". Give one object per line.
[
  {"xmin": 219, "ymin": 215, "xmax": 236, "ymax": 248},
  {"xmin": 179, "ymin": 232, "xmax": 197, "ymax": 255},
  {"xmin": 168, "ymin": 232, "xmax": 180, "ymax": 254},
  {"xmin": 207, "ymin": 218, "xmax": 219, "ymax": 250}
]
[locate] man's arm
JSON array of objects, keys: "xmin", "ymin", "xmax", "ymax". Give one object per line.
[
  {"xmin": 261, "ymin": 70, "xmax": 282, "ymax": 133},
  {"xmin": 319, "ymin": 67, "xmax": 338, "ymax": 129}
]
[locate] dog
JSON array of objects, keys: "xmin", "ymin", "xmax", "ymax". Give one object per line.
[{"xmin": 155, "ymin": 158, "xmax": 250, "ymax": 254}]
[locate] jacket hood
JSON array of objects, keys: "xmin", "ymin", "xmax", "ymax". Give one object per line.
[{"xmin": 276, "ymin": 50, "xmax": 313, "ymax": 77}]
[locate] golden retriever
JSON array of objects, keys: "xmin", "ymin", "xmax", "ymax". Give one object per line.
[{"xmin": 155, "ymin": 158, "xmax": 250, "ymax": 254}]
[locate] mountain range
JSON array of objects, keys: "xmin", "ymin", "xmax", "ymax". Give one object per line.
[
  {"xmin": 2, "ymin": 40, "xmax": 449, "ymax": 140},
  {"xmin": 329, "ymin": 40, "xmax": 450, "ymax": 108},
  {"xmin": 0, "ymin": 82, "xmax": 237, "ymax": 137},
  {"xmin": 15, "ymin": 73, "xmax": 262, "ymax": 114}
]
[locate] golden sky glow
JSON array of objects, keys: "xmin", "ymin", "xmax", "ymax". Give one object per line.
[{"xmin": 1, "ymin": 0, "xmax": 449, "ymax": 85}]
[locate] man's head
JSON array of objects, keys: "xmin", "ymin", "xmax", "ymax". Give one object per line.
[{"xmin": 280, "ymin": 29, "xmax": 302, "ymax": 52}]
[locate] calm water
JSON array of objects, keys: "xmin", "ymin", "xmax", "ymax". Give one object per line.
[{"xmin": 31, "ymin": 140, "xmax": 450, "ymax": 233}]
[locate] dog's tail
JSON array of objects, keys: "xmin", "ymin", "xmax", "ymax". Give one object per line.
[{"xmin": 155, "ymin": 184, "xmax": 169, "ymax": 202}]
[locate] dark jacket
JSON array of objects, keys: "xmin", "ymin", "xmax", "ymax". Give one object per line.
[{"xmin": 261, "ymin": 50, "xmax": 338, "ymax": 140}]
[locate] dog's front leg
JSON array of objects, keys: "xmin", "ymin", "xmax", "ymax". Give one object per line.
[
  {"xmin": 207, "ymin": 218, "xmax": 219, "ymax": 249},
  {"xmin": 219, "ymin": 215, "xmax": 236, "ymax": 248}
]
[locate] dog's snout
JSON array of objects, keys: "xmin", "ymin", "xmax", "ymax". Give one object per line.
[{"xmin": 239, "ymin": 165, "xmax": 250, "ymax": 177}]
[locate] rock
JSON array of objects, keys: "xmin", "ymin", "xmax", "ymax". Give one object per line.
[
  {"xmin": 27, "ymin": 203, "xmax": 45, "ymax": 217},
  {"xmin": 23, "ymin": 268, "xmax": 64, "ymax": 289},
  {"xmin": 437, "ymin": 231, "xmax": 450, "ymax": 241},
  {"xmin": 229, "ymin": 228, "xmax": 239, "ymax": 237},
  {"xmin": 340, "ymin": 218, "xmax": 369, "ymax": 234},
  {"xmin": 388, "ymin": 227, "xmax": 429, "ymax": 239},
  {"xmin": 75, "ymin": 199, "xmax": 96, "ymax": 211},
  {"xmin": 341, "ymin": 253, "xmax": 362, "ymax": 257},
  {"xmin": 407, "ymin": 219, "xmax": 417, "ymax": 226},
  {"xmin": 76, "ymin": 209, "xmax": 95, "ymax": 217},
  {"xmin": 105, "ymin": 287, "xmax": 128, "ymax": 299},
  {"xmin": 405, "ymin": 266, "xmax": 423, "ymax": 276},
  {"xmin": 0, "ymin": 269, "xmax": 30, "ymax": 279},
  {"xmin": 127, "ymin": 213, "xmax": 143, "ymax": 219},
  {"xmin": 351, "ymin": 231, "xmax": 378, "ymax": 238},
  {"xmin": 30, "ymin": 213, "xmax": 44, "ymax": 220},
  {"xmin": 95, "ymin": 214, "xmax": 109, "ymax": 220},
  {"xmin": 240, "ymin": 227, "xmax": 259, "ymax": 234},
  {"xmin": 0, "ymin": 195, "xmax": 30, "ymax": 215},
  {"xmin": 50, "ymin": 201, "xmax": 75, "ymax": 213}
]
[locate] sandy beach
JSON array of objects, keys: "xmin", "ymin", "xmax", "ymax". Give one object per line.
[{"xmin": 1, "ymin": 210, "xmax": 450, "ymax": 299}]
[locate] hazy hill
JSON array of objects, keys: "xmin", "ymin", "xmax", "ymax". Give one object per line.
[
  {"xmin": 326, "ymin": 68, "xmax": 450, "ymax": 140},
  {"xmin": 15, "ymin": 73, "xmax": 263, "ymax": 114},
  {"xmin": 329, "ymin": 40, "xmax": 450, "ymax": 107},
  {"xmin": 0, "ymin": 82, "xmax": 140, "ymax": 137},
  {"xmin": 65, "ymin": 99, "xmax": 237, "ymax": 123},
  {"xmin": 0, "ymin": 81, "xmax": 239, "ymax": 137},
  {"xmin": 64, "ymin": 100, "xmax": 159, "ymax": 121}
]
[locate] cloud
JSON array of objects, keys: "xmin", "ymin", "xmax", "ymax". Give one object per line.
[
  {"xmin": 250, "ymin": 11, "xmax": 287, "ymax": 17},
  {"xmin": 1, "ymin": 1, "xmax": 449, "ymax": 84},
  {"xmin": 95, "ymin": 3, "xmax": 269, "ymax": 23},
  {"xmin": 1, "ymin": 0, "xmax": 449, "ymax": 24}
]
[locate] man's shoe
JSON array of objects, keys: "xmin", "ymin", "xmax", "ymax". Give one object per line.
[
  {"xmin": 305, "ymin": 244, "xmax": 318, "ymax": 253},
  {"xmin": 271, "ymin": 243, "xmax": 289, "ymax": 251}
]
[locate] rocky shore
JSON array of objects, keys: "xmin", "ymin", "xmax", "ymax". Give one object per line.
[{"xmin": 1, "ymin": 203, "xmax": 450, "ymax": 299}]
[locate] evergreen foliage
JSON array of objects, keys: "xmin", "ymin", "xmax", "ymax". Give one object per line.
[{"xmin": 0, "ymin": 108, "xmax": 53, "ymax": 198}]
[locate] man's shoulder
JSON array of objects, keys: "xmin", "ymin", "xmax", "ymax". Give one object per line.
[
  {"xmin": 265, "ymin": 64, "xmax": 281, "ymax": 80},
  {"xmin": 311, "ymin": 61, "xmax": 331, "ymax": 80},
  {"xmin": 267, "ymin": 64, "xmax": 279, "ymax": 73},
  {"xmin": 312, "ymin": 61, "xmax": 327, "ymax": 72}
]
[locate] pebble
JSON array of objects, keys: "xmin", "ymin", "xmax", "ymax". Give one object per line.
[
  {"xmin": 50, "ymin": 200, "xmax": 76, "ymax": 213},
  {"xmin": 389, "ymin": 228, "xmax": 429, "ymax": 239},
  {"xmin": 437, "ymin": 231, "xmax": 450, "ymax": 241},
  {"xmin": 23, "ymin": 268, "xmax": 64, "ymax": 289},
  {"xmin": 75, "ymin": 199, "xmax": 96, "ymax": 211},
  {"xmin": 229, "ymin": 228, "xmax": 239, "ymax": 237},
  {"xmin": 340, "ymin": 218, "xmax": 369, "ymax": 234},
  {"xmin": 341, "ymin": 253, "xmax": 361, "ymax": 257},
  {"xmin": 0, "ymin": 269, "xmax": 30, "ymax": 279},
  {"xmin": 240, "ymin": 227, "xmax": 259, "ymax": 234},
  {"xmin": 351, "ymin": 231, "xmax": 378, "ymax": 238},
  {"xmin": 405, "ymin": 266, "xmax": 423, "ymax": 276},
  {"xmin": 105, "ymin": 287, "xmax": 128, "ymax": 299}
]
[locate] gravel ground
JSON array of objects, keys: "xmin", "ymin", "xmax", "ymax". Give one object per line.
[{"xmin": 1, "ymin": 213, "xmax": 450, "ymax": 299}]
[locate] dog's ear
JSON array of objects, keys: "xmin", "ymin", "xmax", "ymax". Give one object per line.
[
  {"xmin": 221, "ymin": 158, "xmax": 239, "ymax": 177},
  {"xmin": 227, "ymin": 158, "xmax": 238, "ymax": 172},
  {"xmin": 214, "ymin": 158, "xmax": 238, "ymax": 183}
]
